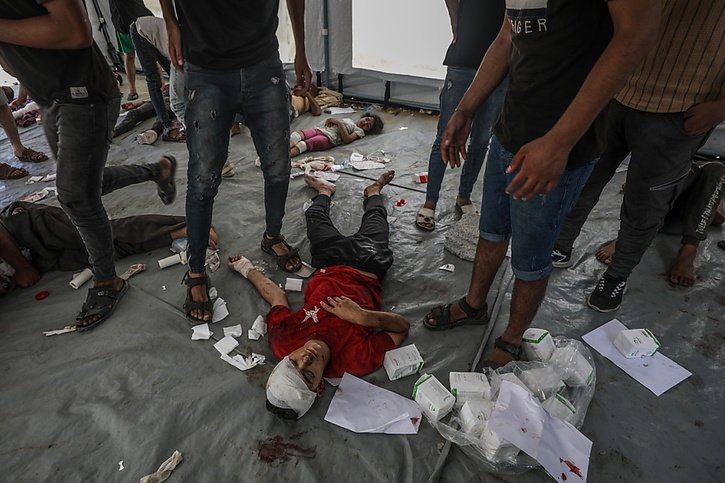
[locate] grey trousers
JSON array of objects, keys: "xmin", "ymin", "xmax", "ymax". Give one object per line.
[{"xmin": 555, "ymin": 101, "xmax": 709, "ymax": 279}]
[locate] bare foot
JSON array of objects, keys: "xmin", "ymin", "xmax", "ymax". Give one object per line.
[
  {"xmin": 364, "ymin": 170, "xmax": 395, "ymax": 197},
  {"xmin": 456, "ymin": 196, "xmax": 472, "ymax": 208},
  {"xmin": 668, "ymin": 244, "xmax": 697, "ymax": 287},
  {"xmin": 595, "ymin": 239, "xmax": 616, "ymax": 265},
  {"xmin": 422, "ymin": 199, "xmax": 437, "ymax": 210},
  {"xmin": 230, "ymin": 123, "xmax": 241, "ymax": 137},
  {"xmin": 158, "ymin": 156, "xmax": 173, "ymax": 183},
  {"xmin": 304, "ymin": 174, "xmax": 336, "ymax": 197}
]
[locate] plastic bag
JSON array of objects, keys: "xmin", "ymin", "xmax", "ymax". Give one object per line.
[{"xmin": 429, "ymin": 336, "xmax": 596, "ymax": 475}]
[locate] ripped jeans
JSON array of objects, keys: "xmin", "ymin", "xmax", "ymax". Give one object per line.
[{"xmin": 184, "ymin": 54, "xmax": 291, "ymax": 272}]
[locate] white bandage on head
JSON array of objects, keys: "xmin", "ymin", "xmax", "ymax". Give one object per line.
[
  {"xmin": 266, "ymin": 356, "xmax": 317, "ymax": 419},
  {"xmin": 295, "ymin": 141, "xmax": 309, "ymax": 154}
]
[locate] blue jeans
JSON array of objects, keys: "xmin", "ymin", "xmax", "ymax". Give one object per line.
[
  {"xmin": 425, "ymin": 67, "xmax": 507, "ymax": 203},
  {"xmin": 130, "ymin": 23, "xmax": 172, "ymax": 131},
  {"xmin": 40, "ymin": 98, "xmax": 121, "ymax": 282},
  {"xmin": 184, "ymin": 54, "xmax": 291, "ymax": 272},
  {"xmin": 480, "ymin": 136, "xmax": 595, "ymax": 281}
]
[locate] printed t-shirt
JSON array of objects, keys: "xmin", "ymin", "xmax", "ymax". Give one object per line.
[
  {"xmin": 267, "ymin": 266, "xmax": 396, "ymax": 378},
  {"xmin": 317, "ymin": 119, "xmax": 365, "ymax": 147}
]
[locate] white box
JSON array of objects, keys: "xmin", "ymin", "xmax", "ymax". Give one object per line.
[
  {"xmin": 550, "ymin": 346, "xmax": 595, "ymax": 387},
  {"xmin": 412, "ymin": 374, "xmax": 455, "ymax": 421},
  {"xmin": 459, "ymin": 400, "xmax": 494, "ymax": 436},
  {"xmin": 613, "ymin": 328, "xmax": 661, "ymax": 358},
  {"xmin": 522, "ymin": 328, "xmax": 556, "ymax": 361},
  {"xmin": 481, "ymin": 421, "xmax": 520, "ymax": 462},
  {"xmin": 519, "ymin": 367, "xmax": 565, "ymax": 401},
  {"xmin": 490, "ymin": 372, "xmax": 533, "ymax": 398},
  {"xmin": 384, "ymin": 344, "xmax": 424, "ymax": 381},
  {"xmin": 449, "ymin": 372, "xmax": 491, "ymax": 408},
  {"xmin": 542, "ymin": 394, "xmax": 577, "ymax": 423}
]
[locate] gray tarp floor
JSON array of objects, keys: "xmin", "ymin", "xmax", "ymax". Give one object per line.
[{"xmin": 0, "ymin": 87, "xmax": 723, "ymax": 482}]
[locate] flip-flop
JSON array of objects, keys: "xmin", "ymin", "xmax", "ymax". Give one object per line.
[
  {"xmin": 423, "ymin": 297, "xmax": 488, "ymax": 331},
  {"xmin": 16, "ymin": 147, "xmax": 49, "ymax": 163},
  {"xmin": 416, "ymin": 207, "xmax": 436, "ymax": 232},
  {"xmin": 157, "ymin": 155, "xmax": 177, "ymax": 205},
  {"xmin": 0, "ymin": 162, "xmax": 28, "ymax": 180},
  {"xmin": 127, "ymin": 92, "xmax": 139, "ymax": 101},
  {"xmin": 75, "ymin": 280, "xmax": 129, "ymax": 332}
]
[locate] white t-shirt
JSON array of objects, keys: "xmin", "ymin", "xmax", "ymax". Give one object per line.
[{"xmin": 317, "ymin": 118, "xmax": 365, "ymax": 146}]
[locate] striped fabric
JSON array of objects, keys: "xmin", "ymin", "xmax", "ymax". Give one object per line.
[{"xmin": 616, "ymin": 0, "xmax": 724, "ymax": 113}]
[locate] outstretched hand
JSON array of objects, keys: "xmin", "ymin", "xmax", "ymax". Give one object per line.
[
  {"xmin": 441, "ymin": 111, "xmax": 473, "ymax": 168},
  {"xmin": 227, "ymin": 255, "xmax": 254, "ymax": 278},
  {"xmin": 320, "ymin": 296, "xmax": 368, "ymax": 325}
]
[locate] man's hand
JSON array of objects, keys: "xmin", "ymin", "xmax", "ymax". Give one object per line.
[
  {"xmin": 505, "ymin": 133, "xmax": 570, "ymax": 200},
  {"xmin": 320, "ymin": 296, "xmax": 368, "ymax": 326},
  {"xmin": 166, "ymin": 20, "xmax": 184, "ymax": 70},
  {"xmin": 11, "ymin": 266, "xmax": 40, "ymax": 289},
  {"xmin": 292, "ymin": 54, "xmax": 312, "ymax": 96},
  {"xmin": 441, "ymin": 110, "xmax": 473, "ymax": 168},
  {"xmin": 684, "ymin": 99, "xmax": 725, "ymax": 136}
]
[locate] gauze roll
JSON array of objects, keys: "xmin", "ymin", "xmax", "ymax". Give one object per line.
[{"xmin": 266, "ymin": 356, "xmax": 317, "ymax": 419}]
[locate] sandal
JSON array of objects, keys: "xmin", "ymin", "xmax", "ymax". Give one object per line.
[
  {"xmin": 156, "ymin": 155, "xmax": 177, "ymax": 205},
  {"xmin": 423, "ymin": 297, "xmax": 488, "ymax": 331},
  {"xmin": 162, "ymin": 127, "xmax": 186, "ymax": 143},
  {"xmin": 416, "ymin": 207, "xmax": 436, "ymax": 232},
  {"xmin": 16, "ymin": 147, "xmax": 48, "ymax": 163},
  {"xmin": 477, "ymin": 337, "xmax": 523, "ymax": 371},
  {"xmin": 127, "ymin": 92, "xmax": 139, "ymax": 101},
  {"xmin": 75, "ymin": 280, "xmax": 129, "ymax": 332},
  {"xmin": 0, "ymin": 162, "xmax": 28, "ymax": 180},
  {"xmin": 261, "ymin": 233, "xmax": 303, "ymax": 273},
  {"xmin": 455, "ymin": 203, "xmax": 479, "ymax": 216},
  {"xmin": 182, "ymin": 271, "xmax": 213, "ymax": 322}
]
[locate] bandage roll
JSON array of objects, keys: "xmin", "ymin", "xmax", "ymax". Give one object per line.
[
  {"xmin": 158, "ymin": 253, "xmax": 182, "ymax": 269},
  {"xmin": 69, "ymin": 268, "xmax": 93, "ymax": 289}
]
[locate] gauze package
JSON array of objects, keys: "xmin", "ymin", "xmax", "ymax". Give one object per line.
[
  {"xmin": 384, "ymin": 344, "xmax": 424, "ymax": 381},
  {"xmin": 550, "ymin": 345, "xmax": 595, "ymax": 387},
  {"xmin": 522, "ymin": 328, "xmax": 556, "ymax": 362},
  {"xmin": 266, "ymin": 356, "xmax": 317, "ymax": 419},
  {"xmin": 613, "ymin": 328, "xmax": 660, "ymax": 358},
  {"xmin": 542, "ymin": 394, "xmax": 577, "ymax": 423},
  {"xmin": 459, "ymin": 400, "xmax": 494, "ymax": 436},
  {"xmin": 519, "ymin": 367, "xmax": 565, "ymax": 401},
  {"xmin": 490, "ymin": 372, "xmax": 533, "ymax": 399},
  {"xmin": 449, "ymin": 372, "xmax": 491, "ymax": 408},
  {"xmin": 413, "ymin": 374, "xmax": 455, "ymax": 421}
]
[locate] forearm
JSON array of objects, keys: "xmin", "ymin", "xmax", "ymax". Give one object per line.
[
  {"xmin": 360, "ymin": 309, "xmax": 410, "ymax": 333},
  {"xmin": 286, "ymin": 0, "xmax": 307, "ymax": 58},
  {"xmin": 549, "ymin": 1, "xmax": 661, "ymax": 148},
  {"xmin": 0, "ymin": 0, "xmax": 92, "ymax": 50},
  {"xmin": 0, "ymin": 225, "xmax": 33, "ymax": 273},
  {"xmin": 247, "ymin": 269, "xmax": 289, "ymax": 307},
  {"xmin": 160, "ymin": 0, "xmax": 179, "ymax": 27}
]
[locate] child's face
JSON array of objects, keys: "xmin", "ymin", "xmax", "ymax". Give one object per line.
[{"xmin": 357, "ymin": 116, "xmax": 375, "ymax": 132}]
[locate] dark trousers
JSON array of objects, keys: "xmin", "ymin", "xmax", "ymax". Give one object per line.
[
  {"xmin": 305, "ymin": 194, "xmax": 394, "ymax": 279},
  {"xmin": 130, "ymin": 23, "xmax": 173, "ymax": 130},
  {"xmin": 555, "ymin": 101, "xmax": 709, "ymax": 279}
]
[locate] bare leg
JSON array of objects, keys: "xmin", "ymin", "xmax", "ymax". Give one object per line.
[
  {"xmin": 125, "ymin": 52, "xmax": 137, "ymax": 95},
  {"xmin": 668, "ymin": 243, "xmax": 697, "ymax": 287}
]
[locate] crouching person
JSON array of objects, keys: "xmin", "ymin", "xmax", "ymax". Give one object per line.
[{"xmin": 228, "ymin": 171, "xmax": 409, "ymax": 418}]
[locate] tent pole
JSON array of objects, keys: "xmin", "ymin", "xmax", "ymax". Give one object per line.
[
  {"xmin": 322, "ymin": 0, "xmax": 331, "ymax": 87},
  {"xmin": 88, "ymin": 0, "xmax": 121, "ymax": 68}
]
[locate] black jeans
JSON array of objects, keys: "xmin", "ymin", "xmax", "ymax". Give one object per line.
[
  {"xmin": 305, "ymin": 194, "xmax": 394, "ymax": 280},
  {"xmin": 130, "ymin": 23, "xmax": 172, "ymax": 130},
  {"xmin": 555, "ymin": 101, "xmax": 709, "ymax": 279}
]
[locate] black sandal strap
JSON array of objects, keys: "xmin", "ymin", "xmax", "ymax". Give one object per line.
[
  {"xmin": 182, "ymin": 271, "xmax": 208, "ymax": 287},
  {"xmin": 458, "ymin": 297, "xmax": 487, "ymax": 319},
  {"xmin": 494, "ymin": 336, "xmax": 523, "ymax": 360}
]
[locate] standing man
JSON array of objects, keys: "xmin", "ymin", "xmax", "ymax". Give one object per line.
[
  {"xmin": 424, "ymin": 0, "xmax": 661, "ymax": 368},
  {"xmin": 550, "ymin": 0, "xmax": 724, "ymax": 311},
  {"xmin": 0, "ymin": 0, "xmax": 128, "ymax": 330},
  {"xmin": 415, "ymin": 0, "xmax": 506, "ymax": 232},
  {"xmin": 160, "ymin": 0, "xmax": 312, "ymax": 322},
  {"xmin": 109, "ymin": 0, "xmax": 154, "ymax": 101}
]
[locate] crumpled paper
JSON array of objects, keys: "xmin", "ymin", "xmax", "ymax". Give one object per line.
[
  {"xmin": 221, "ymin": 352, "xmax": 266, "ymax": 372},
  {"xmin": 139, "ymin": 450, "xmax": 183, "ymax": 483}
]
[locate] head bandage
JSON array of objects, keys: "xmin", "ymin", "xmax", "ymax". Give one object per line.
[{"xmin": 266, "ymin": 356, "xmax": 317, "ymax": 419}]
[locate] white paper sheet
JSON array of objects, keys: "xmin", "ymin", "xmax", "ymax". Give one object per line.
[
  {"xmin": 582, "ymin": 319, "xmax": 691, "ymax": 396},
  {"xmin": 212, "ymin": 297, "xmax": 229, "ymax": 323},
  {"xmin": 191, "ymin": 323, "xmax": 211, "ymax": 340},
  {"xmin": 326, "ymin": 106, "xmax": 356, "ymax": 115},
  {"xmin": 25, "ymin": 175, "xmax": 43, "ymax": 185},
  {"xmin": 249, "ymin": 315, "xmax": 267, "ymax": 338},
  {"xmin": 43, "ymin": 173, "xmax": 56, "ymax": 182},
  {"xmin": 439, "ymin": 264, "xmax": 455, "ymax": 273},
  {"xmin": 314, "ymin": 171, "xmax": 340, "ymax": 182},
  {"xmin": 490, "ymin": 382, "xmax": 592, "ymax": 482},
  {"xmin": 223, "ymin": 324, "xmax": 243, "ymax": 338},
  {"xmin": 324, "ymin": 373, "xmax": 422, "ymax": 434},
  {"xmin": 285, "ymin": 278, "xmax": 303, "ymax": 292},
  {"xmin": 248, "ymin": 329, "xmax": 261, "ymax": 341},
  {"xmin": 43, "ymin": 325, "xmax": 76, "ymax": 337},
  {"xmin": 213, "ymin": 336, "xmax": 239, "ymax": 355},
  {"xmin": 220, "ymin": 352, "xmax": 266, "ymax": 371},
  {"xmin": 350, "ymin": 161, "xmax": 386, "ymax": 171},
  {"xmin": 294, "ymin": 262, "xmax": 317, "ymax": 279}
]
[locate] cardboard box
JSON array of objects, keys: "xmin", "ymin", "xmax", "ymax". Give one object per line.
[
  {"xmin": 449, "ymin": 372, "xmax": 491, "ymax": 408},
  {"xmin": 459, "ymin": 400, "xmax": 494, "ymax": 436},
  {"xmin": 522, "ymin": 328, "xmax": 556, "ymax": 361},
  {"xmin": 490, "ymin": 372, "xmax": 533, "ymax": 398},
  {"xmin": 412, "ymin": 374, "xmax": 455, "ymax": 421},
  {"xmin": 542, "ymin": 394, "xmax": 577, "ymax": 423},
  {"xmin": 550, "ymin": 346, "xmax": 595, "ymax": 387},
  {"xmin": 613, "ymin": 328, "xmax": 661, "ymax": 358},
  {"xmin": 384, "ymin": 344, "xmax": 424, "ymax": 381},
  {"xmin": 519, "ymin": 367, "xmax": 565, "ymax": 401}
]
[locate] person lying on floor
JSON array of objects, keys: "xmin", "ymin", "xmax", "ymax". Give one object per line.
[
  {"xmin": 227, "ymin": 171, "xmax": 409, "ymax": 419},
  {"xmin": 0, "ymin": 157, "xmax": 217, "ymax": 297},
  {"xmin": 289, "ymin": 113, "xmax": 384, "ymax": 158}
]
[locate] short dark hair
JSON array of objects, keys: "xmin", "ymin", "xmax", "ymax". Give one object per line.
[
  {"xmin": 1, "ymin": 86, "xmax": 14, "ymax": 102},
  {"xmin": 266, "ymin": 399, "xmax": 298, "ymax": 420},
  {"xmin": 361, "ymin": 112, "xmax": 384, "ymax": 135}
]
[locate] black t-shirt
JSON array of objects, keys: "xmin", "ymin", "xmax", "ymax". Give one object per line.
[
  {"xmin": 443, "ymin": 0, "xmax": 506, "ymax": 69},
  {"xmin": 494, "ymin": 0, "xmax": 613, "ymax": 167},
  {"xmin": 0, "ymin": 0, "xmax": 119, "ymax": 106},
  {"xmin": 109, "ymin": 0, "xmax": 153, "ymax": 35},
  {"xmin": 174, "ymin": 0, "xmax": 280, "ymax": 70}
]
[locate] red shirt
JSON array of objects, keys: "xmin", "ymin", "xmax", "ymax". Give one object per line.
[{"xmin": 267, "ymin": 266, "xmax": 396, "ymax": 378}]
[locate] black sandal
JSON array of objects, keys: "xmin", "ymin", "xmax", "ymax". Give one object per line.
[
  {"xmin": 423, "ymin": 297, "xmax": 489, "ymax": 331},
  {"xmin": 261, "ymin": 233, "xmax": 303, "ymax": 273},
  {"xmin": 477, "ymin": 337, "xmax": 523, "ymax": 371},
  {"xmin": 157, "ymin": 155, "xmax": 177, "ymax": 205},
  {"xmin": 182, "ymin": 271, "xmax": 213, "ymax": 322},
  {"xmin": 76, "ymin": 280, "xmax": 129, "ymax": 332}
]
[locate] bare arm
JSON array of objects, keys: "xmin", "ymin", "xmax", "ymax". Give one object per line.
[
  {"xmin": 0, "ymin": 223, "xmax": 40, "ymax": 288},
  {"xmin": 0, "ymin": 0, "xmax": 92, "ymax": 50},
  {"xmin": 320, "ymin": 296, "xmax": 411, "ymax": 333},
  {"xmin": 325, "ymin": 118, "xmax": 358, "ymax": 144},
  {"xmin": 159, "ymin": 0, "xmax": 184, "ymax": 69},
  {"xmin": 246, "ymin": 269, "xmax": 289, "ymax": 308},
  {"xmin": 505, "ymin": 0, "xmax": 662, "ymax": 200},
  {"xmin": 445, "ymin": 0, "xmax": 460, "ymax": 41},
  {"xmin": 307, "ymin": 92, "xmax": 322, "ymax": 116},
  {"xmin": 286, "ymin": 0, "xmax": 312, "ymax": 95}
]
